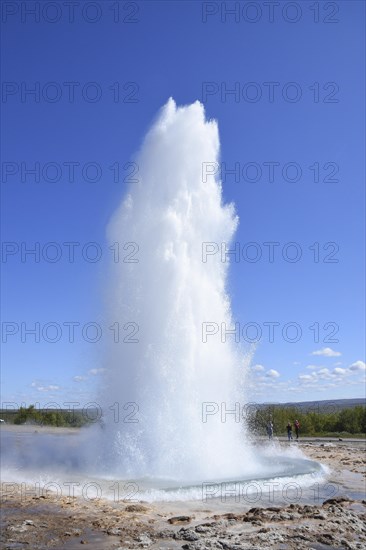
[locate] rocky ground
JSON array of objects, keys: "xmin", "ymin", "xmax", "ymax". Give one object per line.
[{"xmin": 1, "ymin": 440, "xmax": 365, "ymax": 550}]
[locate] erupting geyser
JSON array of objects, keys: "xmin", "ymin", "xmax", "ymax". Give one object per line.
[
  {"xmin": 99, "ymin": 98, "xmax": 257, "ymax": 481},
  {"xmin": 1, "ymin": 99, "xmax": 325, "ymax": 502}
]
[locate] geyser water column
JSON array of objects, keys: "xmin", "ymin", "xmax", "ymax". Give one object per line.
[
  {"xmin": 0, "ymin": 99, "xmax": 325, "ymax": 503},
  {"xmin": 100, "ymin": 98, "xmax": 256, "ymax": 482}
]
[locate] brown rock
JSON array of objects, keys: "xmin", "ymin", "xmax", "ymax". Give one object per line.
[
  {"xmin": 323, "ymin": 496, "xmax": 351, "ymax": 506},
  {"xmin": 125, "ymin": 504, "xmax": 149, "ymax": 513},
  {"xmin": 167, "ymin": 516, "xmax": 192, "ymax": 524}
]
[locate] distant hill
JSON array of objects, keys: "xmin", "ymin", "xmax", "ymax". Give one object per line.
[{"xmin": 255, "ymin": 398, "xmax": 365, "ymax": 413}]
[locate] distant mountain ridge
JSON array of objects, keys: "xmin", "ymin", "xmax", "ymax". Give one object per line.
[{"xmin": 256, "ymin": 397, "xmax": 365, "ymax": 413}]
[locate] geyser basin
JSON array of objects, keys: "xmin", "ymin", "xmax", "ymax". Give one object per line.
[{"xmin": 1, "ymin": 427, "xmax": 326, "ymax": 503}]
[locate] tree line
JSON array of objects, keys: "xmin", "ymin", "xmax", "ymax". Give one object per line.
[
  {"xmin": 247, "ymin": 405, "xmax": 366, "ymax": 437},
  {"xmin": 4, "ymin": 405, "xmax": 89, "ymax": 427},
  {"xmin": 1, "ymin": 404, "xmax": 365, "ymax": 435}
]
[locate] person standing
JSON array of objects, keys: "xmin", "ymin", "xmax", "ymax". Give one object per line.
[
  {"xmin": 294, "ymin": 419, "xmax": 300, "ymax": 440},
  {"xmin": 267, "ymin": 420, "xmax": 274, "ymax": 440},
  {"xmin": 286, "ymin": 421, "xmax": 293, "ymax": 441}
]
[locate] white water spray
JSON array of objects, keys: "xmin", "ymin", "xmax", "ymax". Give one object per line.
[
  {"xmin": 0, "ymin": 100, "xmax": 326, "ymax": 502},
  {"xmin": 100, "ymin": 98, "xmax": 257, "ymax": 481}
]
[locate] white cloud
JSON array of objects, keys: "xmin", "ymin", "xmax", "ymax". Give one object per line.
[
  {"xmin": 299, "ymin": 366, "xmax": 350, "ymax": 384},
  {"xmin": 73, "ymin": 375, "xmax": 87, "ymax": 382},
  {"xmin": 299, "ymin": 374, "xmax": 315, "ymax": 382},
  {"xmin": 266, "ymin": 369, "xmax": 280, "ymax": 378},
  {"xmin": 248, "ymin": 355, "xmax": 364, "ymax": 402},
  {"xmin": 349, "ymin": 360, "xmax": 366, "ymax": 372},
  {"xmin": 318, "ymin": 368, "xmax": 331, "ymax": 376},
  {"xmin": 88, "ymin": 368, "xmax": 106, "ymax": 375},
  {"xmin": 31, "ymin": 381, "xmax": 61, "ymax": 392},
  {"xmin": 252, "ymin": 364, "xmax": 265, "ymax": 372},
  {"xmin": 333, "ymin": 367, "xmax": 347, "ymax": 376},
  {"xmin": 311, "ymin": 347, "xmax": 341, "ymax": 357},
  {"xmin": 36, "ymin": 385, "xmax": 60, "ymax": 392}
]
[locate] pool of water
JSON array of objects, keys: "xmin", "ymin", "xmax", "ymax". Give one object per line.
[{"xmin": 1, "ymin": 427, "xmax": 327, "ymax": 503}]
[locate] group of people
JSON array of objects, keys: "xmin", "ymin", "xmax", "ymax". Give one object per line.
[
  {"xmin": 266, "ymin": 419, "xmax": 300, "ymax": 441},
  {"xmin": 286, "ymin": 419, "xmax": 300, "ymax": 440}
]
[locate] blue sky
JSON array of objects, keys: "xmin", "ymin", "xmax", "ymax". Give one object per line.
[{"xmin": 1, "ymin": 0, "xmax": 365, "ymax": 407}]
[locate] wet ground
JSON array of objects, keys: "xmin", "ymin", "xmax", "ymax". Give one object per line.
[{"xmin": 1, "ymin": 435, "xmax": 365, "ymax": 549}]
